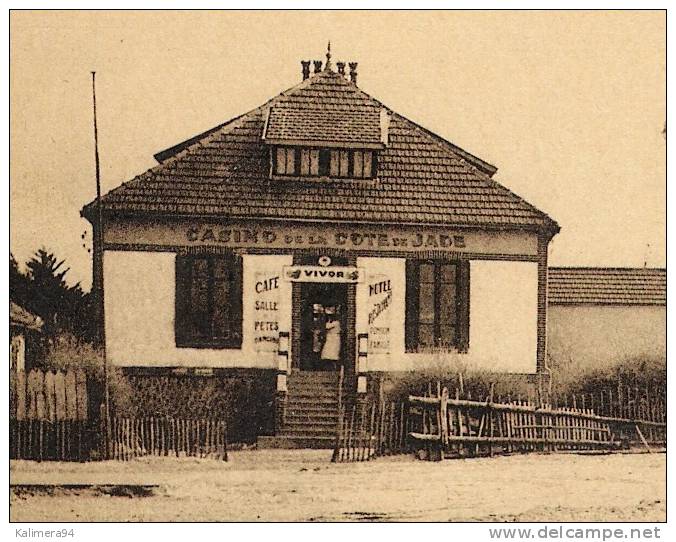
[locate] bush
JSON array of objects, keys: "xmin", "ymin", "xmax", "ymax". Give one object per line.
[
  {"xmin": 377, "ymin": 357, "xmax": 539, "ymax": 404},
  {"xmin": 42, "ymin": 332, "xmax": 134, "ymax": 416},
  {"xmin": 549, "ymin": 354, "xmax": 666, "ymax": 399}
]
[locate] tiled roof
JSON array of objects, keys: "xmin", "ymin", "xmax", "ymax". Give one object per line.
[
  {"xmin": 263, "ymin": 105, "xmax": 383, "ymax": 147},
  {"xmin": 10, "ymin": 301, "xmax": 43, "ymax": 330},
  {"xmin": 83, "ymin": 69, "xmax": 558, "ymax": 232},
  {"xmin": 548, "ymin": 268, "xmax": 666, "ymax": 306}
]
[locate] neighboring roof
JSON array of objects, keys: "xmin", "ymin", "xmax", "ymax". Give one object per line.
[
  {"xmin": 83, "ymin": 68, "xmax": 558, "ymax": 233},
  {"xmin": 548, "ymin": 268, "xmax": 666, "ymax": 306},
  {"xmin": 10, "ymin": 301, "xmax": 43, "ymax": 331}
]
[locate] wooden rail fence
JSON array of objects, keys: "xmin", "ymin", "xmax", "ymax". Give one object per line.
[
  {"xmin": 408, "ymin": 385, "xmax": 666, "ymax": 460},
  {"xmin": 110, "ymin": 417, "xmax": 228, "ymax": 461}
]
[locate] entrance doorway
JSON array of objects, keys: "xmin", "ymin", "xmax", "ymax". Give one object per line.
[{"xmin": 299, "ymin": 282, "xmax": 348, "ymax": 371}]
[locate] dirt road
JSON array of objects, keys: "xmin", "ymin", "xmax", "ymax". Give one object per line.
[{"xmin": 10, "ymin": 450, "xmax": 665, "ymax": 522}]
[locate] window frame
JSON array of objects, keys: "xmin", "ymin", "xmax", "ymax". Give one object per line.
[
  {"xmin": 405, "ymin": 259, "xmax": 470, "ymax": 353},
  {"xmin": 175, "ymin": 253, "xmax": 243, "ymax": 349},
  {"xmin": 271, "ymin": 145, "xmax": 377, "ymax": 180}
]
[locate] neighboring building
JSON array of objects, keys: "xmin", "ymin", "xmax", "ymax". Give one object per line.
[
  {"xmin": 547, "ymin": 267, "xmax": 666, "ymax": 373},
  {"xmin": 10, "ymin": 301, "xmax": 43, "ymax": 372},
  {"xmin": 82, "ymin": 51, "xmax": 559, "ymax": 445}
]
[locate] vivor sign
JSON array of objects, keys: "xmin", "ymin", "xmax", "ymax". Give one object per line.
[{"xmin": 283, "ymin": 265, "xmax": 364, "ymax": 283}]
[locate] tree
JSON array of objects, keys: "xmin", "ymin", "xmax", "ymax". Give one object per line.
[
  {"xmin": 10, "ymin": 248, "xmax": 94, "ymax": 342},
  {"xmin": 10, "ymin": 253, "xmax": 31, "ymax": 307}
]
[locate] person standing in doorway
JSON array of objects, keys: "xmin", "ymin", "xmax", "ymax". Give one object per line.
[
  {"xmin": 311, "ymin": 304, "xmax": 326, "ymax": 370},
  {"xmin": 321, "ymin": 306, "xmax": 341, "ymax": 371}
]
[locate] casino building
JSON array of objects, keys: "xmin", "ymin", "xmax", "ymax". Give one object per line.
[{"xmin": 82, "ymin": 49, "xmax": 560, "ymax": 446}]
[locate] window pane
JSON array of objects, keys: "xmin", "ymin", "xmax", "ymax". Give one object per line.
[
  {"xmin": 353, "ymin": 151, "xmax": 363, "ymax": 178},
  {"xmin": 189, "ymin": 259, "xmax": 210, "ymax": 337},
  {"xmin": 419, "ymin": 263, "xmax": 435, "ymax": 283},
  {"xmin": 309, "ymin": 149, "xmax": 319, "ymax": 175},
  {"xmin": 418, "ymin": 282, "xmax": 435, "ymax": 324},
  {"xmin": 439, "ymin": 325, "xmax": 456, "ymax": 348},
  {"xmin": 212, "ymin": 279, "xmax": 230, "ymax": 339},
  {"xmin": 440, "ymin": 263, "xmax": 456, "ymax": 284},
  {"xmin": 276, "ymin": 147, "xmax": 287, "ymax": 174},
  {"xmin": 439, "ymin": 282, "xmax": 457, "ymax": 325},
  {"xmin": 339, "ymin": 151, "xmax": 349, "ymax": 176},
  {"xmin": 212, "ymin": 258, "xmax": 230, "ymax": 281},
  {"xmin": 363, "ymin": 152, "xmax": 372, "ymax": 177},
  {"xmin": 330, "ymin": 150, "xmax": 339, "ymax": 176},
  {"xmin": 300, "ymin": 148, "xmax": 310, "ymax": 175},
  {"xmin": 418, "ymin": 324, "xmax": 435, "ymax": 348},
  {"xmin": 285, "ymin": 148, "xmax": 295, "ymax": 174}
]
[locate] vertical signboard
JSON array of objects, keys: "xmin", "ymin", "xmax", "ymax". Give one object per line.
[
  {"xmin": 367, "ymin": 274, "xmax": 392, "ymax": 354},
  {"xmin": 253, "ymin": 272, "xmax": 281, "ymax": 353}
]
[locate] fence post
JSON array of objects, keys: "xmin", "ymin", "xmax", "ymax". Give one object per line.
[{"xmin": 439, "ymin": 387, "xmax": 449, "ymax": 456}]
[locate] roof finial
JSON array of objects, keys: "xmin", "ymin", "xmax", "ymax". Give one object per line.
[{"xmin": 325, "ymin": 41, "xmax": 332, "ymax": 71}]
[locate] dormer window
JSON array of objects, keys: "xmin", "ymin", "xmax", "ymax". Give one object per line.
[
  {"xmin": 271, "ymin": 146, "xmax": 377, "ymax": 180},
  {"xmin": 300, "ymin": 148, "xmax": 320, "ymax": 176},
  {"xmin": 275, "ymin": 147, "xmax": 297, "ymax": 176}
]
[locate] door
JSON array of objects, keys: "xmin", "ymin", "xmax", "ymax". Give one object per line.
[{"xmin": 299, "ymin": 282, "xmax": 348, "ymax": 371}]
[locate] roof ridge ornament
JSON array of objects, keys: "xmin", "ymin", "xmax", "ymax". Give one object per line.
[{"xmin": 325, "ymin": 41, "xmax": 332, "ymax": 71}]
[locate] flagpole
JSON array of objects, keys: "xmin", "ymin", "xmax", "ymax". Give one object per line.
[{"xmin": 92, "ymin": 71, "xmax": 110, "ymax": 459}]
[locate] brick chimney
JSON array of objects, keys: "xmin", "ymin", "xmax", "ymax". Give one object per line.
[
  {"xmin": 337, "ymin": 61, "xmax": 346, "ymax": 76},
  {"xmin": 313, "ymin": 60, "xmax": 323, "ymax": 74},
  {"xmin": 301, "ymin": 60, "xmax": 311, "ymax": 81},
  {"xmin": 349, "ymin": 62, "xmax": 358, "ymax": 84}
]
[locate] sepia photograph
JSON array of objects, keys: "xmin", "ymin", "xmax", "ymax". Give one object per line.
[{"xmin": 7, "ymin": 8, "xmax": 667, "ymax": 529}]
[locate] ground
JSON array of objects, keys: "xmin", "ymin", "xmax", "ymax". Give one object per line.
[{"xmin": 10, "ymin": 450, "xmax": 665, "ymax": 522}]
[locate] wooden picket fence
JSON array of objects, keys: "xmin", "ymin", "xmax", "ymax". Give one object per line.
[
  {"xmin": 550, "ymin": 385, "xmax": 666, "ymax": 447},
  {"xmin": 332, "ymin": 400, "xmax": 407, "ymax": 462},
  {"xmin": 408, "ymin": 384, "xmax": 666, "ymax": 460},
  {"xmin": 11, "ymin": 369, "xmax": 88, "ymax": 421},
  {"xmin": 110, "ymin": 417, "xmax": 228, "ymax": 461},
  {"xmin": 10, "ymin": 369, "xmax": 91, "ymax": 461},
  {"xmin": 10, "ymin": 419, "xmax": 91, "ymax": 461}
]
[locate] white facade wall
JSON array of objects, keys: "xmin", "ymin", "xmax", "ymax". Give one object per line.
[
  {"xmin": 105, "ymin": 250, "xmax": 539, "ymax": 373},
  {"xmin": 104, "ymin": 251, "xmax": 292, "ymax": 368},
  {"xmin": 355, "ymin": 257, "xmax": 539, "ymax": 373}
]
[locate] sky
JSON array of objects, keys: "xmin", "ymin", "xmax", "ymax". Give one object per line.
[{"xmin": 10, "ymin": 10, "xmax": 666, "ymax": 290}]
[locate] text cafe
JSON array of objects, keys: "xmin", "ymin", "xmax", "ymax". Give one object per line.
[{"xmin": 83, "ymin": 53, "xmax": 559, "ymax": 445}]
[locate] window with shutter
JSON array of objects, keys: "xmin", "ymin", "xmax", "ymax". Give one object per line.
[
  {"xmin": 175, "ymin": 253, "xmax": 243, "ymax": 348},
  {"xmin": 271, "ymin": 146, "xmax": 377, "ymax": 179},
  {"xmin": 405, "ymin": 259, "xmax": 470, "ymax": 352}
]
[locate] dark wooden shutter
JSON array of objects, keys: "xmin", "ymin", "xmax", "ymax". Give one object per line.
[
  {"xmin": 371, "ymin": 152, "xmax": 379, "ymax": 178},
  {"xmin": 175, "ymin": 255, "xmax": 191, "ymax": 346},
  {"xmin": 405, "ymin": 259, "xmax": 419, "ymax": 352},
  {"xmin": 228, "ymin": 254, "xmax": 243, "ymax": 348},
  {"xmin": 457, "ymin": 260, "xmax": 470, "ymax": 353}
]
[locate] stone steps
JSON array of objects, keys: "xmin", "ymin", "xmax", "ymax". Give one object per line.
[{"xmin": 275, "ymin": 370, "xmax": 342, "ymax": 447}]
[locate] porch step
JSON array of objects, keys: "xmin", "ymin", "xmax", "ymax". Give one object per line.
[
  {"xmin": 280, "ymin": 428, "xmax": 336, "ymax": 438},
  {"xmin": 286, "ymin": 391, "xmax": 338, "ymax": 403},
  {"xmin": 275, "ymin": 370, "xmax": 345, "ymax": 448},
  {"xmin": 287, "ymin": 395, "xmax": 339, "ymax": 404},
  {"xmin": 286, "ymin": 409, "xmax": 338, "ymax": 423},
  {"xmin": 283, "ymin": 419, "xmax": 337, "ymax": 430},
  {"xmin": 257, "ymin": 435, "xmax": 336, "ymax": 449}
]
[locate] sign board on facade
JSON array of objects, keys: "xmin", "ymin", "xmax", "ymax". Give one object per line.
[
  {"xmin": 282, "ymin": 265, "xmax": 364, "ymax": 283},
  {"xmin": 253, "ymin": 272, "xmax": 281, "ymax": 352},
  {"xmin": 367, "ymin": 274, "xmax": 392, "ymax": 354},
  {"xmin": 104, "ymin": 218, "xmax": 539, "ymax": 257}
]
